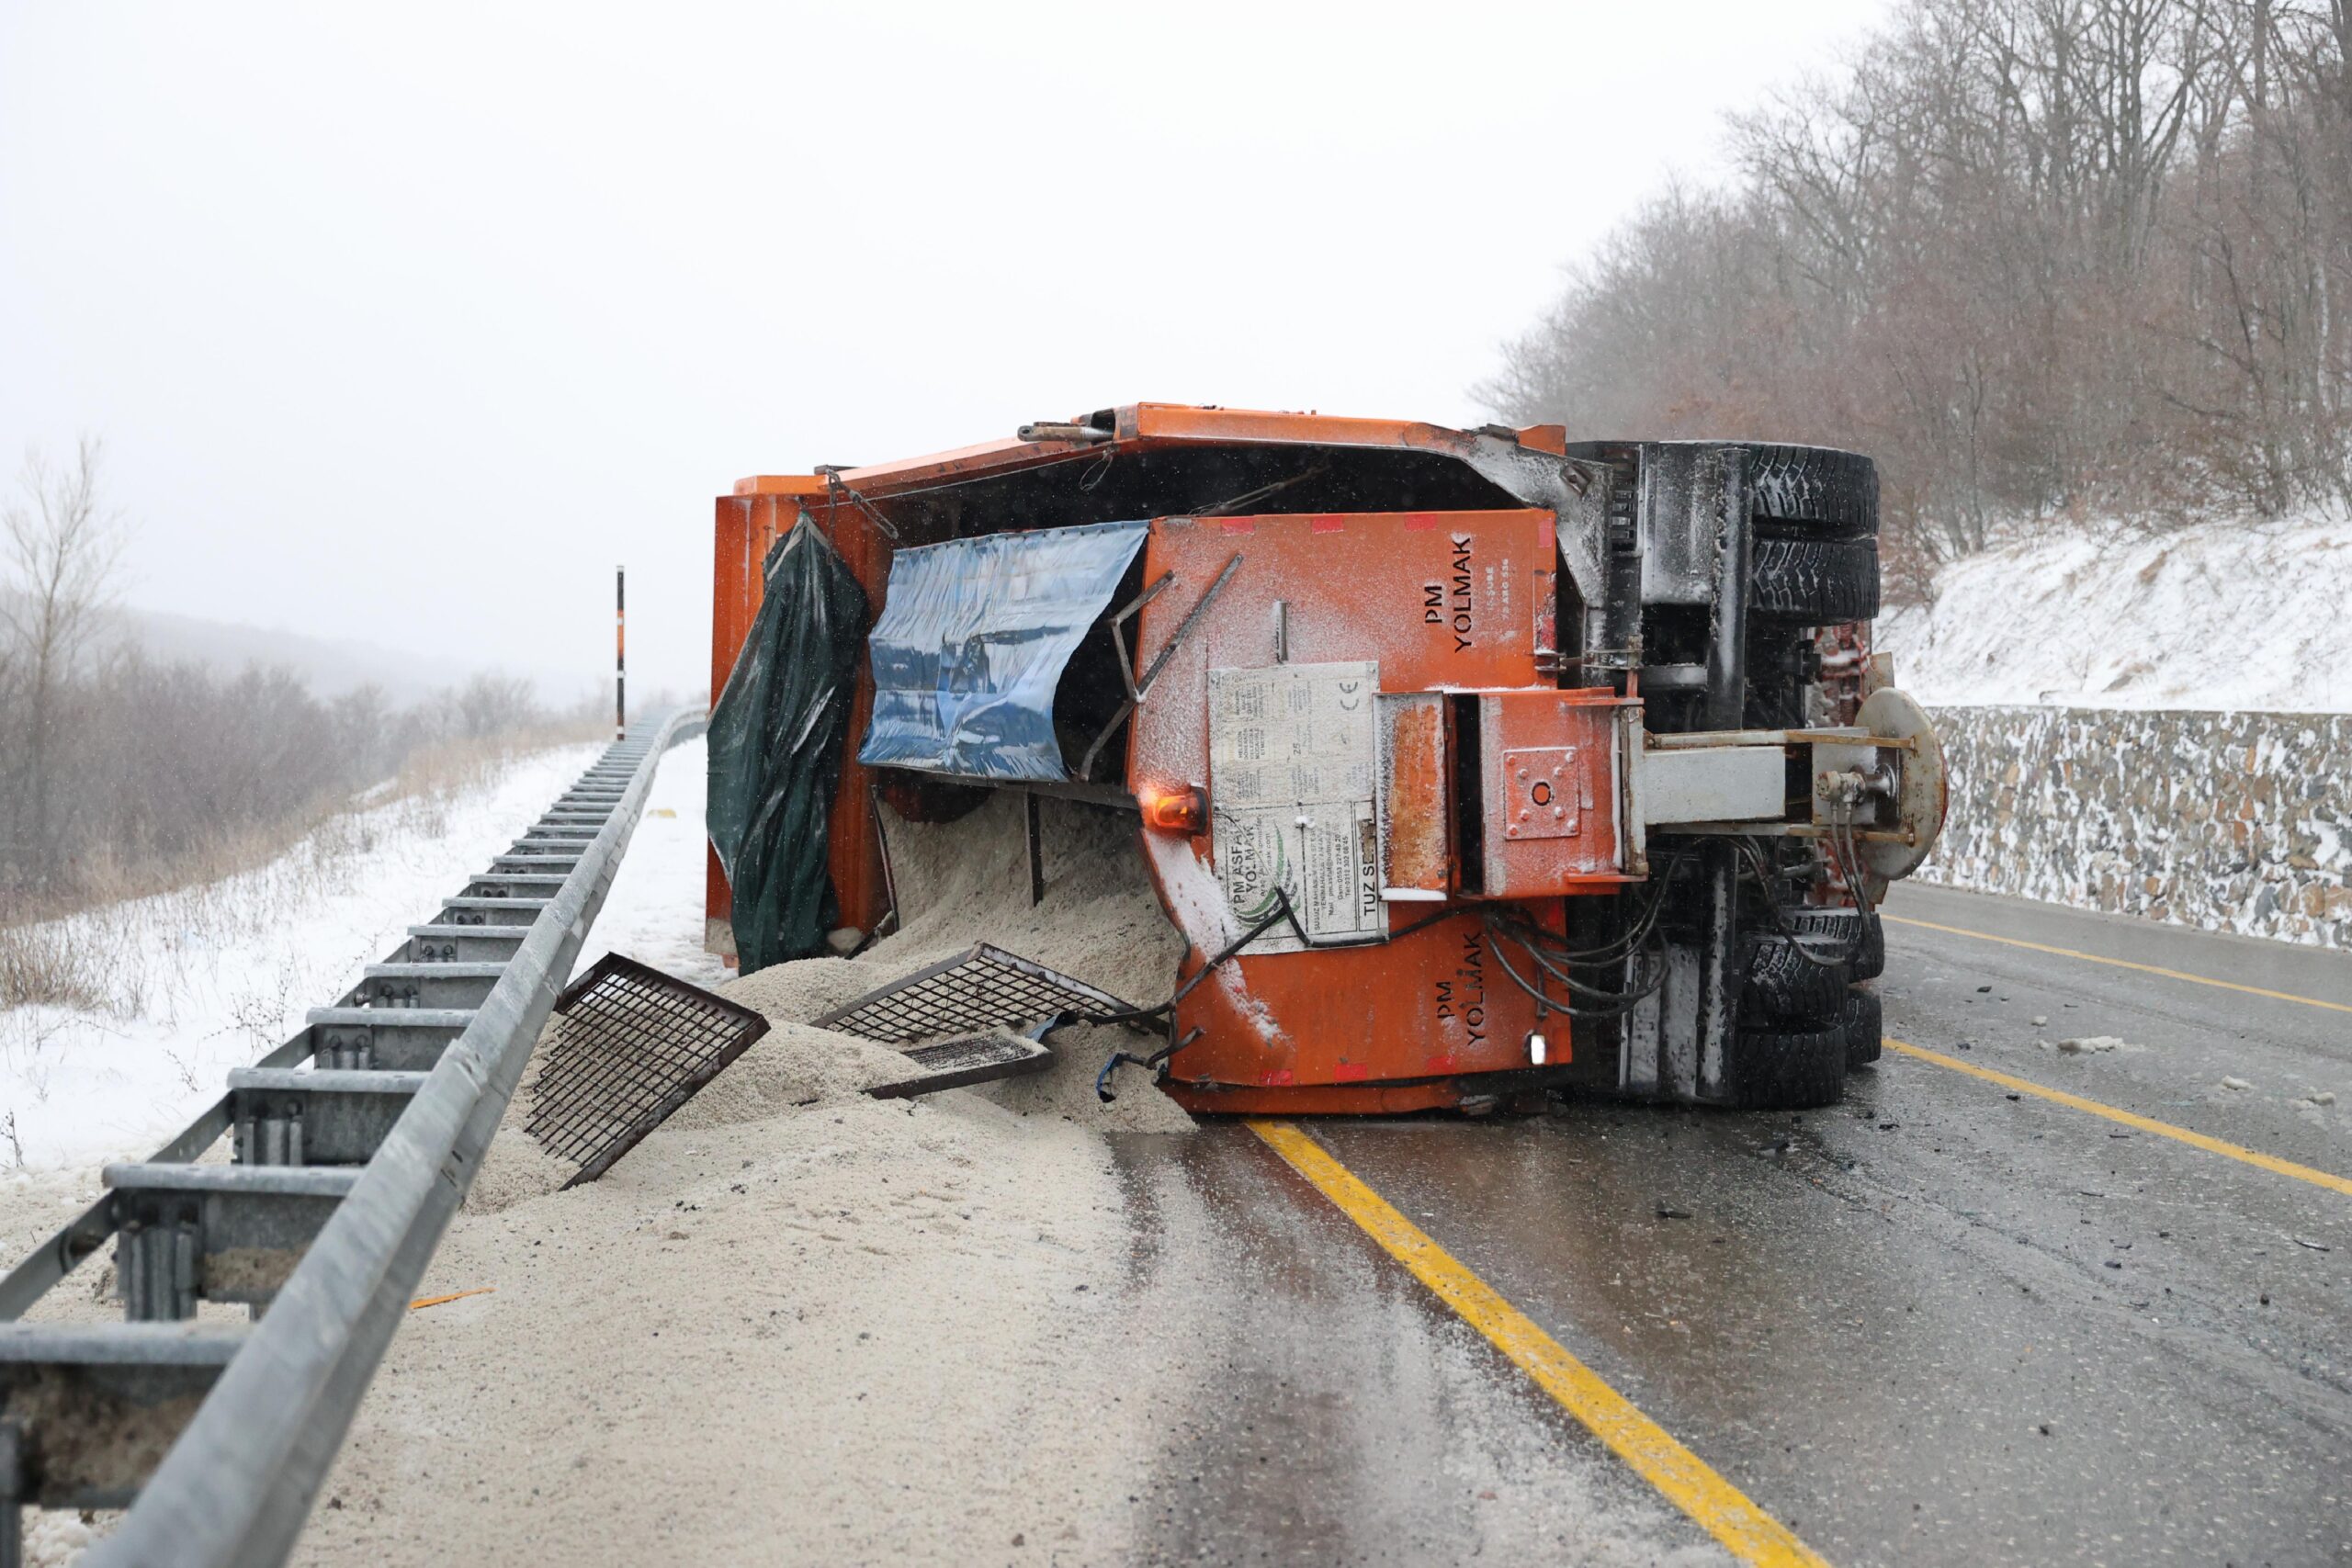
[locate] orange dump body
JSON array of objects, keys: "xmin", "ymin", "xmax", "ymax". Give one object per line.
[{"xmin": 711, "ymin": 403, "xmax": 1631, "ymax": 1112}]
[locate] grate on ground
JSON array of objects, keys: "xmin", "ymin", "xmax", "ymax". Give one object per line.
[
  {"xmin": 812, "ymin": 943, "xmax": 1135, "ymax": 1045},
  {"xmin": 526, "ymin": 953, "xmax": 771, "ymax": 1187},
  {"xmin": 865, "ymin": 1031, "xmax": 1056, "ymax": 1100}
]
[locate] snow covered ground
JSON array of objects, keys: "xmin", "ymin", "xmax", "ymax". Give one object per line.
[
  {"xmin": 572, "ymin": 734, "xmax": 727, "ymax": 989},
  {"xmin": 1880, "ymin": 512, "xmax": 2352, "ymax": 712},
  {"xmin": 0, "ymin": 743, "xmax": 602, "ymax": 1175}
]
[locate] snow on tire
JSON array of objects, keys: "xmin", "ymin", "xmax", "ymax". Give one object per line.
[
  {"xmin": 1785, "ymin": 907, "xmax": 1884, "ymax": 981},
  {"xmin": 1740, "ymin": 931, "xmax": 1848, "ymax": 1024},
  {"xmin": 1744, "ymin": 444, "xmax": 1878, "ymax": 537},
  {"xmin": 1751, "ymin": 536, "xmax": 1880, "ymax": 623}
]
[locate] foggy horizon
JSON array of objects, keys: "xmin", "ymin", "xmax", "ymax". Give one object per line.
[{"xmin": 2, "ymin": 0, "xmax": 1890, "ymax": 695}]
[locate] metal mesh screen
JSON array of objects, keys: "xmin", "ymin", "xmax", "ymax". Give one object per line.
[
  {"xmin": 812, "ymin": 943, "xmax": 1135, "ymax": 1044},
  {"xmin": 526, "ymin": 953, "xmax": 771, "ymax": 1186},
  {"xmin": 865, "ymin": 1032, "xmax": 1056, "ymax": 1100}
]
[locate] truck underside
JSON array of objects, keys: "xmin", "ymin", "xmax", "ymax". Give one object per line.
[{"xmin": 707, "ymin": 404, "xmax": 1947, "ymax": 1112}]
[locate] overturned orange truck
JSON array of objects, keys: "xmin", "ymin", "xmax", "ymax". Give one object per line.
[{"xmin": 707, "ymin": 404, "xmax": 1946, "ymax": 1114}]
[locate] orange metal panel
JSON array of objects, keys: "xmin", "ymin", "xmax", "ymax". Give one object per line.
[
  {"xmin": 748, "ymin": 439, "xmax": 1111, "ymax": 503},
  {"xmin": 1379, "ymin": 694, "xmax": 1449, "ymax": 896},
  {"xmin": 1129, "ymin": 508, "xmax": 1557, "ymax": 726},
  {"xmin": 1126, "ymin": 509, "xmax": 1565, "ymax": 1104},
  {"xmin": 1477, "ymin": 689, "xmax": 1632, "ymax": 897},
  {"xmin": 1139, "ymin": 834, "xmax": 1549, "ymax": 1108},
  {"xmin": 812, "ymin": 497, "xmax": 892, "ymax": 937},
  {"xmin": 705, "ymin": 488, "xmax": 893, "ymax": 948},
  {"xmin": 1164, "ymin": 1080, "xmax": 1494, "ymax": 1116},
  {"xmin": 731, "ymin": 474, "xmax": 829, "ymax": 498},
  {"xmin": 1129, "ymin": 401, "xmax": 1487, "ymax": 457},
  {"xmin": 730, "ymin": 401, "xmax": 1559, "ymax": 509}
]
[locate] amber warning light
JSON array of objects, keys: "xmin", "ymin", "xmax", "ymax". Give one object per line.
[{"xmin": 1141, "ymin": 784, "xmax": 1207, "ymax": 834}]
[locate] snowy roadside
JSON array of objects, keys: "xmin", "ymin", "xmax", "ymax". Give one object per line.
[
  {"xmin": 0, "ymin": 741, "xmax": 602, "ymax": 1180},
  {"xmin": 570, "ymin": 734, "xmax": 729, "ymax": 989},
  {"xmin": 1879, "ymin": 512, "xmax": 2352, "ymax": 712}
]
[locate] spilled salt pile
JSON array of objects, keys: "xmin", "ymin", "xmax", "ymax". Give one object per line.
[
  {"xmin": 481, "ymin": 789, "xmax": 1195, "ymax": 1223},
  {"xmin": 297, "ymin": 794, "xmax": 1202, "ymax": 1566},
  {"xmin": 718, "ymin": 790, "xmax": 1194, "ymax": 1134}
]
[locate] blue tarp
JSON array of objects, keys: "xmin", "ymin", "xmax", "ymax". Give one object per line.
[{"xmin": 859, "ymin": 519, "xmax": 1149, "ymax": 782}]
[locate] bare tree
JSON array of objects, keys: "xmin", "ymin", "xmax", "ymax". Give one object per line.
[
  {"xmin": 1483, "ymin": 0, "xmax": 2351, "ymax": 584},
  {"xmin": 2, "ymin": 437, "xmax": 125, "ymax": 886}
]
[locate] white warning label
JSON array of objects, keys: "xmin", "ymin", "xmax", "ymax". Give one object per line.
[{"xmin": 1206, "ymin": 661, "xmax": 1385, "ymax": 953}]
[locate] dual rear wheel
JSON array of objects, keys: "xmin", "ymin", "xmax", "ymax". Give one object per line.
[{"xmin": 1729, "ymin": 913, "xmax": 1885, "ymax": 1109}]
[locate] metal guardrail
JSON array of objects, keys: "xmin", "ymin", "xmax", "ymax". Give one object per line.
[{"xmin": 0, "ymin": 709, "xmax": 704, "ymax": 1566}]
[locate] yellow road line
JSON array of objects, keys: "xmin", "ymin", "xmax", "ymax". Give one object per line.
[
  {"xmin": 1883, "ymin": 914, "xmax": 2352, "ymax": 1017},
  {"xmin": 1884, "ymin": 1039, "xmax": 2352, "ymax": 1199},
  {"xmin": 1247, "ymin": 1119, "xmax": 1829, "ymax": 1568}
]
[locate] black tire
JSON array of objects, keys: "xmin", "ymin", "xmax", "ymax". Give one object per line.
[
  {"xmin": 1784, "ymin": 907, "xmax": 1884, "ymax": 981},
  {"xmin": 1728, "ymin": 1022, "xmax": 1848, "ymax": 1110},
  {"xmin": 1751, "ymin": 536, "xmax": 1880, "ymax": 624},
  {"xmin": 1740, "ymin": 932, "xmax": 1848, "ymax": 1024},
  {"xmin": 1743, "ymin": 445, "xmax": 1879, "ymax": 537},
  {"xmin": 1843, "ymin": 986, "xmax": 1883, "ymax": 1067}
]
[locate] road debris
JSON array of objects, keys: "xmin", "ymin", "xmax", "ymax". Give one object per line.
[
  {"xmin": 526, "ymin": 953, "xmax": 773, "ymax": 1187},
  {"xmin": 2220, "ymin": 1076, "xmax": 2252, "ymax": 1091},
  {"xmin": 409, "ymin": 1287, "xmax": 496, "ymax": 1312},
  {"xmin": 2057, "ymin": 1036, "xmax": 2123, "ymax": 1054}
]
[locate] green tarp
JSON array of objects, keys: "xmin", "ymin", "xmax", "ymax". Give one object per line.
[{"xmin": 707, "ymin": 519, "xmax": 867, "ymax": 974}]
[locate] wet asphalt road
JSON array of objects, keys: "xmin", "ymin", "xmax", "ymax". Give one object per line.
[{"xmin": 1126, "ymin": 884, "xmax": 2352, "ymax": 1566}]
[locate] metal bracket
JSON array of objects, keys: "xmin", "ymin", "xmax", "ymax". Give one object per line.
[
  {"xmin": 1127, "ymin": 553, "xmax": 1241, "ymax": 705},
  {"xmin": 1079, "ymin": 553, "xmax": 1243, "ymax": 782}
]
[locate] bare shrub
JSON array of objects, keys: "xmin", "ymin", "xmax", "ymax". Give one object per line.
[
  {"xmin": 0, "ymin": 922, "xmax": 111, "ymax": 1012},
  {"xmin": 0, "ymin": 438, "xmax": 624, "ymax": 940},
  {"xmin": 0, "ymin": 647, "xmax": 598, "ymax": 924}
]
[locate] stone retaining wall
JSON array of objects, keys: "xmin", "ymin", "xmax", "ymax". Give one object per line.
[{"xmin": 1918, "ymin": 705, "xmax": 2352, "ymax": 950}]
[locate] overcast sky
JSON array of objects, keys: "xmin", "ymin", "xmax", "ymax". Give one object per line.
[{"xmin": 0, "ymin": 2, "xmax": 1888, "ymax": 700}]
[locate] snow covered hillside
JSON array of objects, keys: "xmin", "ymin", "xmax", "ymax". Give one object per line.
[
  {"xmin": 0, "ymin": 744, "xmax": 599, "ymax": 1173},
  {"xmin": 1879, "ymin": 513, "xmax": 2352, "ymax": 712}
]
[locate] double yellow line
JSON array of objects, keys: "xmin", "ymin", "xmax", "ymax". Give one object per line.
[{"xmin": 1249, "ymin": 1120, "xmax": 1829, "ymax": 1567}]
